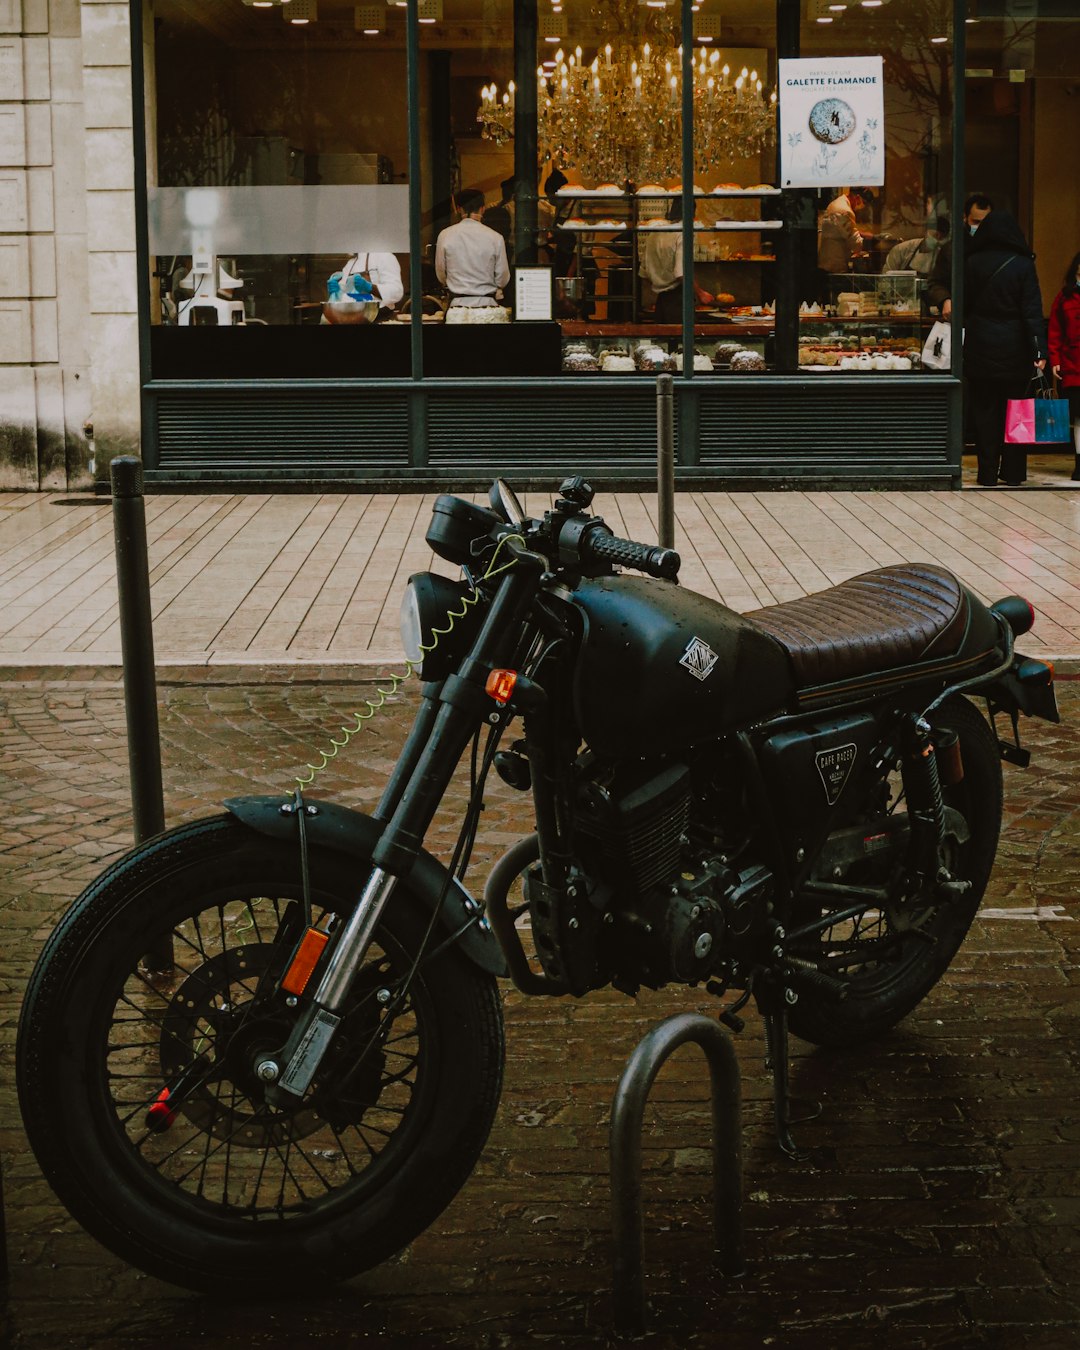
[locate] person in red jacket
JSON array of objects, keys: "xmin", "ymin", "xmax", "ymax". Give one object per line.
[{"xmin": 1049, "ymin": 250, "xmax": 1080, "ymax": 481}]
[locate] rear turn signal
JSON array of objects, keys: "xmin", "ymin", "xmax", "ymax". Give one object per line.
[
  {"xmin": 991, "ymin": 596, "xmax": 1036, "ymax": 636},
  {"xmin": 1017, "ymin": 657, "xmax": 1053, "ymax": 685},
  {"xmin": 485, "ymin": 669, "xmax": 518, "ymax": 703}
]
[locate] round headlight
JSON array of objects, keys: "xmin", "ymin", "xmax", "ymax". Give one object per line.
[
  {"xmin": 399, "ymin": 573, "xmax": 485, "ymax": 684},
  {"xmin": 400, "ymin": 580, "xmax": 425, "ymax": 667}
]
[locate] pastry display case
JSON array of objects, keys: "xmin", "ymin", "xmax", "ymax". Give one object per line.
[{"xmin": 797, "ymin": 272, "xmax": 928, "ymax": 372}]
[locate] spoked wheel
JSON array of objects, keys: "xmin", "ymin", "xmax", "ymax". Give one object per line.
[
  {"xmin": 18, "ymin": 815, "xmax": 504, "ymax": 1292},
  {"xmin": 786, "ymin": 698, "xmax": 1002, "ymax": 1047}
]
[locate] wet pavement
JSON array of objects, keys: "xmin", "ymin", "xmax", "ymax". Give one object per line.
[{"xmin": 1, "ymin": 668, "xmax": 1079, "ymax": 1349}]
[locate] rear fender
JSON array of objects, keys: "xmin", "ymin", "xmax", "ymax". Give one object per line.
[{"xmin": 224, "ymin": 796, "xmax": 508, "ymax": 978}]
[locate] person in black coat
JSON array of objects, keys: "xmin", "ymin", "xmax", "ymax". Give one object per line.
[{"xmin": 963, "ymin": 210, "xmax": 1047, "ymax": 486}]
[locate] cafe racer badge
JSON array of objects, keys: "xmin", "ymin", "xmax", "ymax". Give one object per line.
[
  {"xmin": 679, "ymin": 636, "xmax": 719, "ymax": 682},
  {"xmin": 815, "ymin": 743, "xmax": 858, "ymax": 805}
]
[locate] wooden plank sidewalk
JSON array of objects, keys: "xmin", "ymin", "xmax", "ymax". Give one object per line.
[{"xmin": 2, "ymin": 484, "xmax": 1080, "ymax": 665}]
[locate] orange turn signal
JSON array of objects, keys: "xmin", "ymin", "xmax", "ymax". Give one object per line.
[
  {"xmin": 485, "ymin": 669, "xmax": 518, "ymax": 703},
  {"xmin": 281, "ymin": 926, "xmax": 329, "ymax": 996}
]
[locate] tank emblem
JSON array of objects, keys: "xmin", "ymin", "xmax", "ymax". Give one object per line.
[
  {"xmin": 679, "ymin": 636, "xmax": 719, "ymax": 682},
  {"xmin": 815, "ymin": 743, "xmax": 857, "ymax": 805}
]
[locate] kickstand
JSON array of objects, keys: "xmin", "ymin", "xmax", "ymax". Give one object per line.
[{"xmin": 763, "ymin": 1007, "xmax": 820, "ymax": 1161}]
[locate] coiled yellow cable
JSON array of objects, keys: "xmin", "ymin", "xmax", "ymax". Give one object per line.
[{"xmin": 292, "ymin": 534, "xmax": 524, "ymax": 791}]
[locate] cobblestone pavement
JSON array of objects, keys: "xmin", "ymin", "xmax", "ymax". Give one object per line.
[{"xmin": 1, "ymin": 670, "xmax": 1079, "ymax": 1349}]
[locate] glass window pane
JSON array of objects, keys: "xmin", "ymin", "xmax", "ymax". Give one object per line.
[
  {"xmin": 692, "ymin": 7, "xmax": 778, "ymax": 374},
  {"xmin": 528, "ymin": 4, "xmax": 686, "ymax": 374},
  {"xmin": 148, "ymin": 2, "xmax": 410, "ymax": 376},
  {"xmin": 795, "ymin": 0, "xmax": 953, "ymax": 375}
]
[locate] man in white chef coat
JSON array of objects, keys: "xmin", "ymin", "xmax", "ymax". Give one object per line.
[
  {"xmin": 640, "ymin": 198, "xmax": 712, "ymax": 323},
  {"xmin": 435, "ymin": 188, "xmax": 511, "ymax": 308}
]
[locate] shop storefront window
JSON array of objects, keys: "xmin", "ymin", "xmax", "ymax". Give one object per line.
[
  {"xmin": 146, "ymin": 0, "xmax": 410, "ymax": 376},
  {"xmin": 794, "ymin": 0, "xmax": 955, "ymax": 375},
  {"xmin": 689, "ymin": 9, "xmax": 778, "ymax": 375}
]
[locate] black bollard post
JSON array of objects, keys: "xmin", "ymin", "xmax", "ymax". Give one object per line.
[
  {"xmin": 656, "ymin": 373, "xmax": 675, "ymax": 551},
  {"xmin": 0, "ymin": 1155, "xmax": 6, "ymax": 1281},
  {"xmin": 111, "ymin": 457, "xmax": 171, "ymax": 968}
]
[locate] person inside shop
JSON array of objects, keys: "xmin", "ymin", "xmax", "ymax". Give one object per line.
[
  {"xmin": 963, "ymin": 209, "xmax": 1047, "ymax": 486},
  {"xmin": 323, "ymin": 250, "xmax": 403, "ymax": 323},
  {"xmin": 434, "ymin": 187, "xmax": 511, "ymax": 309},
  {"xmin": 1049, "ymin": 249, "xmax": 1080, "ymax": 482},
  {"xmin": 542, "ymin": 168, "xmax": 577, "ymax": 277},
  {"xmin": 641, "ymin": 198, "xmax": 713, "ymax": 324},
  {"xmin": 816, "ymin": 187, "xmax": 873, "ymax": 278},
  {"xmin": 884, "ymin": 215, "xmax": 950, "ymax": 278},
  {"xmin": 926, "ymin": 191, "xmax": 994, "ymax": 317}
]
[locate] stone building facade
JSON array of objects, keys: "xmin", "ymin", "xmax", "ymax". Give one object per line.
[{"xmin": 0, "ymin": 0, "xmax": 139, "ymax": 490}]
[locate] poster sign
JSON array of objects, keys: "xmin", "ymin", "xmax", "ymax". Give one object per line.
[
  {"xmin": 514, "ymin": 267, "xmax": 553, "ymax": 322},
  {"xmin": 778, "ymin": 56, "xmax": 884, "ymax": 189}
]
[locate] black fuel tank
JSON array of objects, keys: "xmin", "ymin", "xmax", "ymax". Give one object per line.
[{"xmin": 571, "ymin": 576, "xmax": 794, "ymax": 758}]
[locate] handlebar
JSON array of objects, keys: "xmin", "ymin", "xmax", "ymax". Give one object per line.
[{"xmin": 580, "ymin": 527, "xmax": 681, "ymax": 581}]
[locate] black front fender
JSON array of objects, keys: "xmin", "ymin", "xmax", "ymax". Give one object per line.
[{"xmin": 224, "ymin": 796, "xmax": 508, "ymax": 978}]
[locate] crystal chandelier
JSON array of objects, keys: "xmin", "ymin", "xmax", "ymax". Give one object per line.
[{"xmin": 476, "ymin": 8, "xmax": 776, "ymax": 184}]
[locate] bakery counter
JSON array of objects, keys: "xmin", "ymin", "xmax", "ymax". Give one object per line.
[{"xmin": 150, "ymin": 321, "xmax": 563, "ymax": 380}]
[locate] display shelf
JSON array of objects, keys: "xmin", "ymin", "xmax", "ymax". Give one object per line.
[
  {"xmin": 555, "ymin": 187, "xmax": 781, "ymax": 198},
  {"xmin": 560, "ymin": 221, "xmax": 781, "ymax": 232},
  {"xmin": 562, "ymin": 320, "xmax": 774, "ymax": 337},
  {"xmin": 800, "ymin": 312, "xmax": 921, "ymax": 324}
]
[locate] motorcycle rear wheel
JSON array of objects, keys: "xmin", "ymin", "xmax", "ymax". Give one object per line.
[
  {"xmin": 17, "ymin": 814, "xmax": 504, "ymax": 1293},
  {"xmin": 787, "ymin": 697, "xmax": 1002, "ymax": 1048}
]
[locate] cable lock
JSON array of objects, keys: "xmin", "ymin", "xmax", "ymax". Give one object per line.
[{"xmin": 292, "ymin": 535, "xmax": 524, "ymax": 791}]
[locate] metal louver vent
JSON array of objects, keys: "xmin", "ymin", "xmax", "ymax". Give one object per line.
[
  {"xmin": 696, "ymin": 384, "xmax": 951, "ymax": 465},
  {"xmin": 152, "ymin": 389, "xmax": 410, "ymax": 471},
  {"xmin": 426, "ymin": 386, "xmax": 663, "ymax": 468}
]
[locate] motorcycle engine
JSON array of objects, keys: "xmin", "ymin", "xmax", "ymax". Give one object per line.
[{"xmin": 573, "ymin": 762, "xmax": 731, "ymax": 990}]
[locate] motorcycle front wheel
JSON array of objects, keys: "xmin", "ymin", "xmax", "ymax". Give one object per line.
[
  {"xmin": 787, "ymin": 697, "xmax": 1002, "ymax": 1048},
  {"xmin": 17, "ymin": 814, "xmax": 504, "ymax": 1293}
]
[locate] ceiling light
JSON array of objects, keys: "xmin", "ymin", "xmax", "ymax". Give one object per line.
[
  {"xmin": 931, "ymin": 35, "xmax": 947, "ymax": 42},
  {"xmin": 355, "ymin": 5, "xmax": 383, "ymax": 32},
  {"xmin": 418, "ymin": 0, "xmax": 441, "ymax": 21},
  {"xmin": 816, "ymin": 14, "xmax": 833, "ymax": 21},
  {"xmin": 861, "ymin": 0, "xmax": 883, "ymax": 6},
  {"xmin": 829, "ymin": 3, "xmax": 847, "ymax": 8}
]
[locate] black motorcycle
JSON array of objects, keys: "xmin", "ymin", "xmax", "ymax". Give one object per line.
[{"xmin": 17, "ymin": 477, "xmax": 1058, "ymax": 1292}]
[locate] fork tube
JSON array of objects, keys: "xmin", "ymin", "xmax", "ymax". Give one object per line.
[
  {"xmin": 374, "ymin": 682, "xmax": 443, "ymax": 822},
  {"xmin": 374, "ymin": 564, "xmax": 540, "ymax": 876},
  {"xmin": 310, "ymin": 867, "xmax": 399, "ymax": 1010}
]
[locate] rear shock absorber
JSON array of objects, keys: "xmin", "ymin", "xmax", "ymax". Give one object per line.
[
  {"xmin": 904, "ymin": 715, "xmax": 946, "ymax": 884},
  {"xmin": 904, "ymin": 715, "xmax": 970, "ymax": 900}
]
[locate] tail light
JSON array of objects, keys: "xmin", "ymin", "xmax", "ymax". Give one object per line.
[{"xmin": 990, "ymin": 596, "xmax": 1035, "ymax": 637}]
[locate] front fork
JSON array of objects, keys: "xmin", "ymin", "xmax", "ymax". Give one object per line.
[{"xmin": 266, "ymin": 551, "xmax": 542, "ymax": 1104}]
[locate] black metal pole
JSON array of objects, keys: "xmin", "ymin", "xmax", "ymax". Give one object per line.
[
  {"xmin": 610, "ymin": 1013, "xmax": 744, "ymax": 1336},
  {"xmin": 514, "ymin": 0, "xmax": 539, "ymax": 266},
  {"xmin": 680, "ymin": 0, "xmax": 694, "ymax": 380},
  {"xmin": 657, "ymin": 373, "xmax": 675, "ymax": 549},
  {"xmin": 407, "ymin": 0, "xmax": 424, "ymax": 385},
  {"xmin": 111, "ymin": 456, "xmax": 170, "ymax": 968},
  {"xmin": 775, "ymin": 0, "xmax": 801, "ymax": 373}
]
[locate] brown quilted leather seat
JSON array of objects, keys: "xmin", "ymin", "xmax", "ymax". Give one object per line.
[{"xmin": 744, "ymin": 564, "xmax": 972, "ymax": 688}]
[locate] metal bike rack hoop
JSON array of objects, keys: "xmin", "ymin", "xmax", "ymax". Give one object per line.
[{"xmin": 610, "ymin": 1011, "xmax": 744, "ymax": 1336}]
